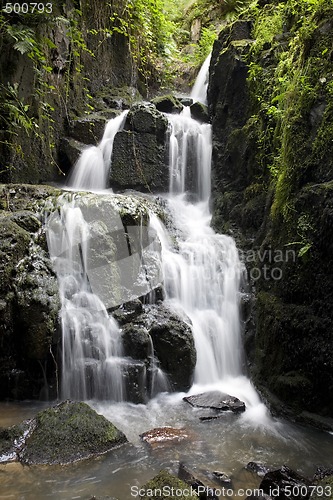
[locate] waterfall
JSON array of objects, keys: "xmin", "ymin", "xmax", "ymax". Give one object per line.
[
  {"xmin": 67, "ymin": 110, "xmax": 128, "ymax": 190},
  {"xmin": 191, "ymin": 53, "xmax": 211, "ymax": 105},
  {"xmin": 46, "ymin": 199, "xmax": 125, "ymax": 401},
  {"xmin": 151, "ymin": 95, "xmax": 246, "ymax": 384}
]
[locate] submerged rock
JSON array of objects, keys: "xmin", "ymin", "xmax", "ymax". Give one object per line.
[
  {"xmin": 183, "ymin": 391, "xmax": 246, "ymax": 413},
  {"xmin": 260, "ymin": 466, "xmax": 312, "ymax": 500},
  {"xmin": 178, "ymin": 463, "xmax": 220, "ymax": 499},
  {"xmin": 16, "ymin": 401, "xmax": 127, "ymax": 465},
  {"xmin": 141, "ymin": 427, "xmax": 191, "ymax": 450},
  {"xmin": 246, "ymin": 461, "xmax": 271, "ymax": 477}
]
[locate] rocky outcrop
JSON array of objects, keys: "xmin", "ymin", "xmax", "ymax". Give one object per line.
[
  {"xmin": 119, "ymin": 303, "xmax": 196, "ymax": 397},
  {"xmin": 0, "ymin": 184, "xmax": 61, "ymax": 400},
  {"xmin": 209, "ymin": 4, "xmax": 333, "ymax": 420},
  {"xmin": 111, "ymin": 103, "xmax": 169, "ymax": 192},
  {"xmin": 0, "ymin": 401, "xmax": 127, "ymax": 465}
]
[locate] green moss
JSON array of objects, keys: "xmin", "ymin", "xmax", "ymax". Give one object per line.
[
  {"xmin": 20, "ymin": 401, "xmax": 127, "ymax": 465},
  {"xmin": 140, "ymin": 470, "xmax": 198, "ymax": 500}
]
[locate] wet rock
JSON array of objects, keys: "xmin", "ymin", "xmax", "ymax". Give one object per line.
[
  {"xmin": 111, "ymin": 103, "xmax": 169, "ymax": 193},
  {"xmin": 123, "ymin": 361, "xmax": 148, "ymax": 404},
  {"xmin": 113, "ymin": 299, "xmax": 143, "ymax": 324},
  {"xmin": 141, "ymin": 427, "xmax": 191, "ymax": 450},
  {"xmin": 210, "ymin": 471, "xmax": 232, "ymax": 484},
  {"xmin": 140, "ymin": 470, "xmax": 198, "ymax": 499},
  {"xmin": 17, "ymin": 401, "xmax": 127, "ymax": 465},
  {"xmin": 69, "ymin": 113, "xmax": 108, "ymax": 144},
  {"xmin": 122, "ymin": 325, "xmax": 151, "ymax": 361},
  {"xmin": 59, "ymin": 137, "xmax": 86, "ymax": 172},
  {"xmin": 178, "ymin": 463, "xmax": 219, "ymax": 499},
  {"xmin": 190, "ymin": 102, "xmax": 210, "ymax": 123},
  {"xmin": 147, "ymin": 305, "xmax": 196, "ymax": 391},
  {"xmin": 313, "ymin": 467, "xmax": 333, "ymax": 481},
  {"xmin": 246, "ymin": 462, "xmax": 271, "ymax": 477},
  {"xmin": 178, "ymin": 97, "xmax": 193, "ymax": 107},
  {"xmin": 151, "ymin": 94, "xmax": 184, "ymax": 114},
  {"xmin": 0, "ymin": 421, "xmax": 33, "ymax": 463},
  {"xmin": 260, "ymin": 466, "xmax": 312, "ymax": 500},
  {"xmin": 183, "ymin": 391, "xmax": 246, "ymax": 413}
]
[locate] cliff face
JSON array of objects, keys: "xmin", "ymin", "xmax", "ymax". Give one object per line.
[
  {"xmin": 209, "ymin": 0, "xmax": 333, "ymax": 420},
  {"xmin": 0, "ymin": 0, "xmax": 134, "ymax": 184}
]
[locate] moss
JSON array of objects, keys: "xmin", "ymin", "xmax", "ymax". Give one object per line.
[
  {"xmin": 20, "ymin": 401, "xmax": 127, "ymax": 465},
  {"xmin": 140, "ymin": 470, "xmax": 198, "ymax": 500}
]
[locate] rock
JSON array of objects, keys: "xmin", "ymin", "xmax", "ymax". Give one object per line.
[
  {"xmin": 139, "ymin": 470, "xmax": 198, "ymax": 499},
  {"xmin": 178, "ymin": 97, "xmax": 193, "ymax": 107},
  {"xmin": 210, "ymin": 471, "xmax": 232, "ymax": 484},
  {"xmin": 126, "ymin": 103, "xmax": 168, "ymax": 139},
  {"xmin": 112, "ymin": 299, "xmax": 144, "ymax": 324},
  {"xmin": 16, "ymin": 401, "xmax": 127, "ymax": 465},
  {"xmin": 123, "ymin": 361, "xmax": 148, "ymax": 404},
  {"xmin": 246, "ymin": 462, "xmax": 271, "ymax": 477},
  {"xmin": 111, "ymin": 130, "xmax": 168, "ymax": 192},
  {"xmin": 314, "ymin": 467, "xmax": 333, "ymax": 481},
  {"xmin": 59, "ymin": 137, "xmax": 86, "ymax": 172},
  {"xmin": 111, "ymin": 104, "xmax": 169, "ymax": 193},
  {"xmin": 122, "ymin": 325, "xmax": 152, "ymax": 361},
  {"xmin": 260, "ymin": 466, "xmax": 312, "ymax": 500},
  {"xmin": 183, "ymin": 391, "xmax": 246, "ymax": 413},
  {"xmin": 69, "ymin": 113, "xmax": 108, "ymax": 144},
  {"xmin": 151, "ymin": 94, "xmax": 184, "ymax": 114},
  {"xmin": 190, "ymin": 102, "xmax": 210, "ymax": 123},
  {"xmin": 140, "ymin": 427, "xmax": 191, "ymax": 450},
  {"xmin": 178, "ymin": 463, "xmax": 219, "ymax": 499},
  {"xmin": 147, "ymin": 305, "xmax": 196, "ymax": 391}
]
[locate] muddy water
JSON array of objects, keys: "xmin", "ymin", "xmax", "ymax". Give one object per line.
[{"xmin": 1, "ymin": 390, "xmax": 333, "ymax": 500}]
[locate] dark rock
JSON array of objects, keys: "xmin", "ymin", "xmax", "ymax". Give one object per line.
[
  {"xmin": 111, "ymin": 130, "xmax": 168, "ymax": 191},
  {"xmin": 112, "ymin": 299, "xmax": 143, "ymax": 324},
  {"xmin": 122, "ymin": 325, "xmax": 152, "ymax": 361},
  {"xmin": 178, "ymin": 463, "xmax": 219, "ymax": 499},
  {"xmin": 123, "ymin": 361, "xmax": 148, "ymax": 404},
  {"xmin": 17, "ymin": 401, "xmax": 127, "ymax": 465},
  {"xmin": 211, "ymin": 471, "xmax": 232, "ymax": 484},
  {"xmin": 140, "ymin": 470, "xmax": 198, "ymax": 499},
  {"xmin": 59, "ymin": 137, "xmax": 86, "ymax": 172},
  {"xmin": 147, "ymin": 306, "xmax": 196, "ymax": 391},
  {"xmin": 246, "ymin": 461, "xmax": 271, "ymax": 477},
  {"xmin": 151, "ymin": 94, "xmax": 184, "ymax": 114},
  {"xmin": 190, "ymin": 102, "xmax": 210, "ymax": 123},
  {"xmin": 69, "ymin": 113, "xmax": 108, "ymax": 144},
  {"xmin": 313, "ymin": 467, "xmax": 333, "ymax": 481},
  {"xmin": 260, "ymin": 466, "xmax": 312, "ymax": 500},
  {"xmin": 126, "ymin": 103, "xmax": 168, "ymax": 139},
  {"xmin": 178, "ymin": 97, "xmax": 193, "ymax": 107},
  {"xmin": 183, "ymin": 391, "xmax": 246, "ymax": 413},
  {"xmin": 140, "ymin": 427, "xmax": 191, "ymax": 450}
]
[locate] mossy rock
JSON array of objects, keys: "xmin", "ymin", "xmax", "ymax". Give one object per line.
[
  {"xmin": 19, "ymin": 401, "xmax": 127, "ymax": 465},
  {"xmin": 139, "ymin": 470, "xmax": 198, "ymax": 499},
  {"xmin": 151, "ymin": 94, "xmax": 183, "ymax": 114}
]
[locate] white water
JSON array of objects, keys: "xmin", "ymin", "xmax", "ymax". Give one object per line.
[
  {"xmin": 67, "ymin": 110, "xmax": 128, "ymax": 190},
  {"xmin": 46, "ymin": 200, "xmax": 125, "ymax": 401},
  {"xmin": 191, "ymin": 53, "xmax": 211, "ymax": 105}
]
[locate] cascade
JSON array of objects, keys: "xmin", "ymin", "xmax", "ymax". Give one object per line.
[
  {"xmin": 67, "ymin": 110, "xmax": 128, "ymax": 190},
  {"xmin": 190, "ymin": 53, "xmax": 211, "ymax": 104},
  {"xmin": 49, "ymin": 54, "xmax": 258, "ymax": 406}
]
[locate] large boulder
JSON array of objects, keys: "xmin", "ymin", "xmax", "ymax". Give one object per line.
[
  {"xmin": 0, "ymin": 401, "xmax": 127, "ymax": 465},
  {"xmin": 111, "ymin": 103, "xmax": 169, "ymax": 193}
]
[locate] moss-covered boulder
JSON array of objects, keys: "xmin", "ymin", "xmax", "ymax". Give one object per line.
[
  {"xmin": 139, "ymin": 470, "xmax": 198, "ymax": 499},
  {"xmin": 17, "ymin": 401, "xmax": 127, "ymax": 465},
  {"xmin": 190, "ymin": 101, "xmax": 210, "ymax": 123},
  {"xmin": 151, "ymin": 94, "xmax": 184, "ymax": 114}
]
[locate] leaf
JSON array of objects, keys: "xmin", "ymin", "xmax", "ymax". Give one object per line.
[{"xmin": 298, "ymin": 243, "xmax": 312, "ymax": 257}]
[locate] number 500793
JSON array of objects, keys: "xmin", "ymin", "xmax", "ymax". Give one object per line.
[{"xmin": 3, "ymin": 3, "xmax": 53, "ymax": 14}]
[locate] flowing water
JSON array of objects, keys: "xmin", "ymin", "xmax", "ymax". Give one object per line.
[{"xmin": 1, "ymin": 60, "xmax": 333, "ymax": 499}]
